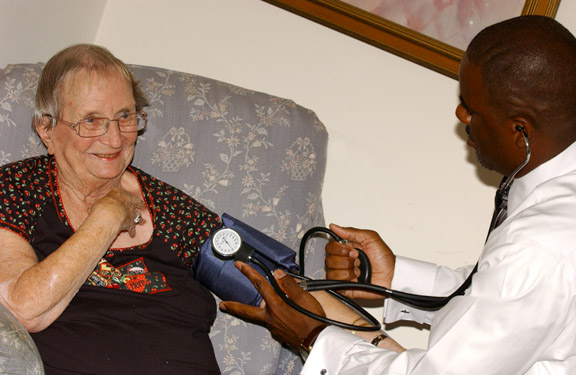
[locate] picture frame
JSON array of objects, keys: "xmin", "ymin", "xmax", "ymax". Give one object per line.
[{"xmin": 264, "ymin": 0, "xmax": 561, "ymax": 79}]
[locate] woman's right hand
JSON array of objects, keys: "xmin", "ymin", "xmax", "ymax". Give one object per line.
[
  {"xmin": 325, "ymin": 224, "xmax": 396, "ymax": 300},
  {"xmin": 88, "ymin": 188, "xmax": 145, "ymax": 237}
]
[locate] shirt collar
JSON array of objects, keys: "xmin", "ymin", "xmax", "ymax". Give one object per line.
[{"xmin": 508, "ymin": 141, "xmax": 576, "ymax": 213}]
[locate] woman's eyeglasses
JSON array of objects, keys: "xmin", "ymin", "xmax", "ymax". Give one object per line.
[{"xmin": 44, "ymin": 111, "xmax": 147, "ymax": 138}]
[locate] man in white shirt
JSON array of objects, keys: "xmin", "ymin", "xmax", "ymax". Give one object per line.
[{"xmin": 221, "ymin": 15, "xmax": 576, "ymax": 374}]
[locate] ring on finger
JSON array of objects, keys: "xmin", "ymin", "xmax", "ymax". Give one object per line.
[{"xmin": 133, "ymin": 212, "xmax": 142, "ymax": 224}]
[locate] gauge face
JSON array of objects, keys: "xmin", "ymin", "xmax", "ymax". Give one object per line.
[{"xmin": 211, "ymin": 227, "xmax": 242, "ymax": 258}]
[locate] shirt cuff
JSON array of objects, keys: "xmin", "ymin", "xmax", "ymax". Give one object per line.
[
  {"xmin": 302, "ymin": 326, "xmax": 421, "ymax": 374},
  {"xmin": 301, "ymin": 326, "xmax": 381, "ymax": 374},
  {"xmin": 383, "ymin": 256, "xmax": 438, "ymax": 324}
]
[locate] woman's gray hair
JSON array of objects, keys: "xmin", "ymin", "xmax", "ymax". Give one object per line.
[{"xmin": 33, "ymin": 44, "xmax": 149, "ymax": 129}]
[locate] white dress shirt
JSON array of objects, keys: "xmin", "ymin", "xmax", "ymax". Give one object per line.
[{"xmin": 302, "ymin": 141, "xmax": 576, "ymax": 375}]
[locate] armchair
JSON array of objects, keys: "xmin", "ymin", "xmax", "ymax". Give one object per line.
[{"xmin": 0, "ymin": 62, "xmax": 329, "ymax": 374}]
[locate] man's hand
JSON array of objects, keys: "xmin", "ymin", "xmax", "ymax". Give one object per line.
[
  {"xmin": 219, "ymin": 262, "xmax": 326, "ymax": 349},
  {"xmin": 325, "ymin": 224, "xmax": 396, "ymax": 300}
]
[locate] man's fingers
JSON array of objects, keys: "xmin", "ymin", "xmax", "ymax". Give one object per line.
[
  {"xmin": 325, "ymin": 254, "xmax": 357, "ymax": 270},
  {"xmin": 234, "ymin": 260, "xmax": 261, "ymax": 281},
  {"xmin": 234, "ymin": 261, "xmax": 282, "ymax": 305},
  {"xmin": 329, "ymin": 223, "xmax": 377, "ymax": 245},
  {"xmin": 219, "ymin": 300, "xmax": 263, "ymax": 322},
  {"xmin": 326, "ymin": 269, "xmax": 358, "ymax": 281},
  {"xmin": 219, "ymin": 262, "xmax": 273, "ymax": 322},
  {"xmin": 325, "ymin": 241, "xmax": 353, "ymax": 257},
  {"xmin": 274, "ymin": 269, "xmax": 304, "ymax": 297}
]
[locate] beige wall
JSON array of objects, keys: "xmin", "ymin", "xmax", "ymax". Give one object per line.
[
  {"xmin": 2, "ymin": 0, "xmax": 575, "ymax": 349},
  {"xmin": 0, "ymin": 0, "xmax": 106, "ymax": 66}
]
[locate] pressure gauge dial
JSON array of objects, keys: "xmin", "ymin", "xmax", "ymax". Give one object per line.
[{"xmin": 211, "ymin": 227, "xmax": 243, "ymax": 259}]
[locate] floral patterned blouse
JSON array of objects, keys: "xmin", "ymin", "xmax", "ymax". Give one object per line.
[{"xmin": 0, "ymin": 155, "xmax": 222, "ymax": 374}]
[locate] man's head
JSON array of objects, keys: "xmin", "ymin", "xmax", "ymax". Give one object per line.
[{"xmin": 456, "ymin": 16, "xmax": 576, "ymax": 177}]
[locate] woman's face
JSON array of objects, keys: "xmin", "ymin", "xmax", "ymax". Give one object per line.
[{"xmin": 38, "ymin": 70, "xmax": 138, "ymax": 188}]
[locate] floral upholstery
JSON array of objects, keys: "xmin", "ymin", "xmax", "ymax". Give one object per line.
[
  {"xmin": 0, "ymin": 63, "xmax": 329, "ymax": 374},
  {"xmin": 0, "ymin": 303, "xmax": 42, "ymax": 375}
]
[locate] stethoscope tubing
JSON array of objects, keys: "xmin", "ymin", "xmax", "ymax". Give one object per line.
[
  {"xmin": 294, "ymin": 129, "xmax": 532, "ymax": 311},
  {"xmin": 248, "ymin": 255, "xmax": 382, "ymax": 331},
  {"xmin": 249, "ymin": 129, "xmax": 531, "ymax": 328},
  {"xmin": 298, "ymin": 227, "xmax": 457, "ymax": 310}
]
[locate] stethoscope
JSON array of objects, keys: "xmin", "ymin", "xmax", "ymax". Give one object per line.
[
  {"xmin": 212, "ymin": 127, "xmax": 531, "ymax": 331},
  {"xmin": 212, "ymin": 227, "xmax": 382, "ymax": 331}
]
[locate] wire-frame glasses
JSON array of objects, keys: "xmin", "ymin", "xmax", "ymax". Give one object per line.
[{"xmin": 45, "ymin": 111, "xmax": 147, "ymax": 138}]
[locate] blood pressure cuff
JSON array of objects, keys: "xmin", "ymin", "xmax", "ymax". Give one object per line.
[{"xmin": 193, "ymin": 213, "xmax": 300, "ymax": 306}]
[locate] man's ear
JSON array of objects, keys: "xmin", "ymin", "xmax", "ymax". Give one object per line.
[
  {"xmin": 510, "ymin": 119, "xmax": 533, "ymax": 149},
  {"xmin": 35, "ymin": 116, "xmax": 56, "ymax": 155}
]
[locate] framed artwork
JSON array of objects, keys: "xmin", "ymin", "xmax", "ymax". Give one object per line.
[{"xmin": 264, "ymin": 0, "xmax": 561, "ymax": 79}]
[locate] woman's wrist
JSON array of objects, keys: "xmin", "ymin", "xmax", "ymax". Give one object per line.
[{"xmin": 347, "ymin": 318, "xmax": 389, "ymax": 347}]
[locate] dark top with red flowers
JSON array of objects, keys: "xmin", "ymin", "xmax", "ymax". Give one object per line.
[{"xmin": 0, "ymin": 155, "xmax": 222, "ymax": 375}]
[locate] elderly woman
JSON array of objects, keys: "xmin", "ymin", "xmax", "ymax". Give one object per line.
[{"xmin": 0, "ymin": 45, "xmax": 221, "ymax": 374}]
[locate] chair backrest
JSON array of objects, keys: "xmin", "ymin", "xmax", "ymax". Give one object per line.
[{"xmin": 0, "ymin": 62, "xmax": 329, "ymax": 374}]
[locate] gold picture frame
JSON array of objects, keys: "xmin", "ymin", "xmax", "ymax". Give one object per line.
[{"xmin": 264, "ymin": 0, "xmax": 561, "ymax": 79}]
